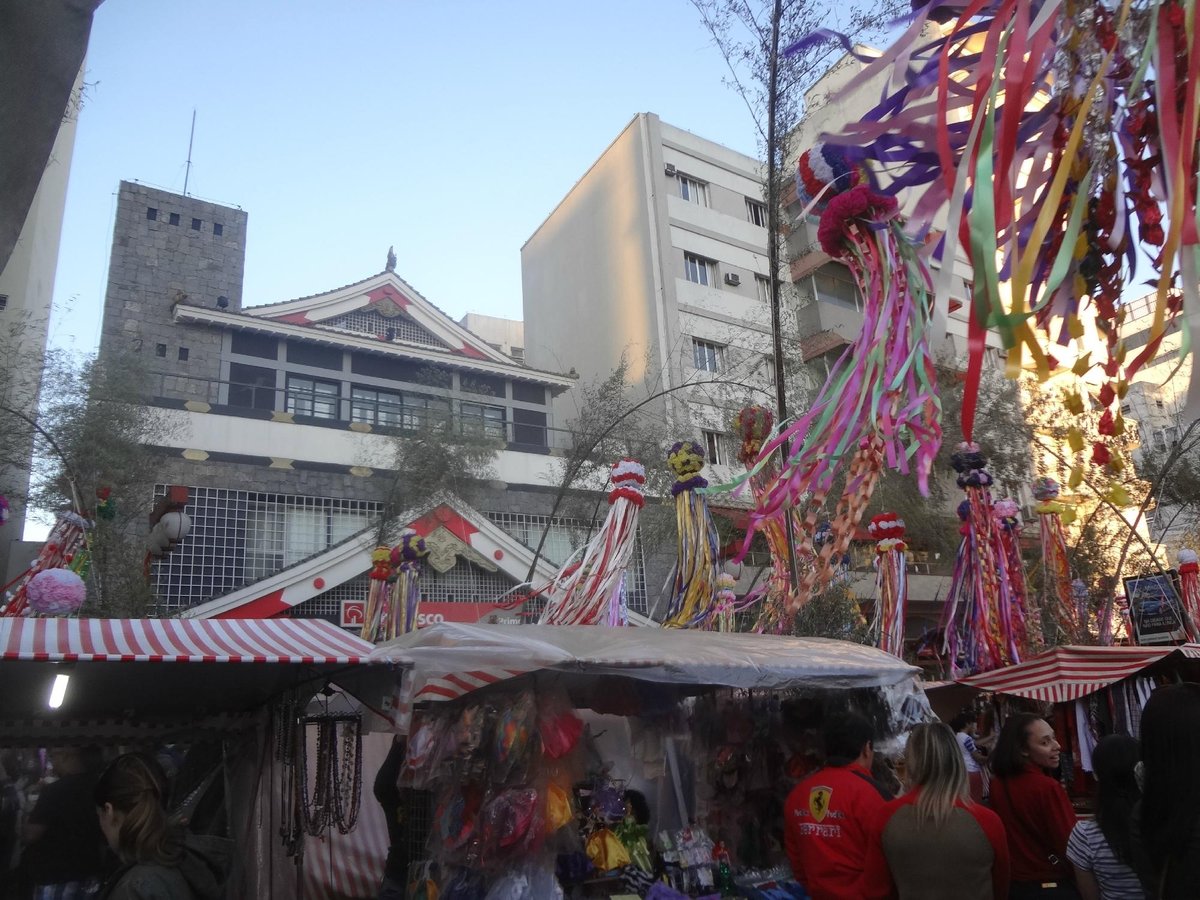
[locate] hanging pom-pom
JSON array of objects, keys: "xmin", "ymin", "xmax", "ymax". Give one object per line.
[
  {"xmin": 392, "ymin": 530, "xmax": 429, "ymax": 567},
  {"xmin": 369, "ymin": 546, "xmax": 391, "ymax": 580},
  {"xmin": 868, "ymin": 512, "xmax": 906, "ymax": 550},
  {"xmin": 732, "ymin": 405, "xmax": 775, "ymax": 466},
  {"xmin": 992, "ymin": 498, "xmax": 1022, "ymax": 530},
  {"xmin": 609, "ymin": 458, "xmax": 646, "ymax": 508},
  {"xmin": 1032, "ymin": 477, "xmax": 1061, "ymax": 504},
  {"xmin": 667, "ymin": 440, "xmax": 708, "ymax": 496},
  {"xmin": 795, "ymin": 141, "xmax": 864, "ymax": 210},
  {"xmin": 27, "ymin": 568, "xmax": 86, "ymax": 616}
]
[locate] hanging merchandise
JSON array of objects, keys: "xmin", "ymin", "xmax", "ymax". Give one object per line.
[
  {"xmin": 868, "ymin": 513, "xmax": 907, "ymax": 657},
  {"xmin": 540, "ymin": 458, "xmax": 645, "ymax": 626},
  {"xmin": 389, "ymin": 530, "xmax": 429, "ymax": 638},
  {"xmin": 1178, "ymin": 549, "xmax": 1200, "ymax": 639},
  {"xmin": 788, "ymin": 0, "xmax": 1199, "ymax": 447},
  {"xmin": 721, "ymin": 142, "xmax": 941, "ymax": 617},
  {"xmin": 1, "ymin": 511, "xmax": 92, "ymax": 618},
  {"xmin": 663, "ymin": 439, "xmax": 721, "ymax": 628},
  {"xmin": 1033, "ymin": 477, "xmax": 1083, "ymax": 644},
  {"xmin": 940, "ymin": 444, "xmax": 1028, "ymax": 676},
  {"xmin": 360, "ymin": 546, "xmax": 395, "ymax": 643}
]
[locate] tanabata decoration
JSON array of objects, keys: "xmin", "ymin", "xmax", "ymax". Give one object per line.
[
  {"xmin": 1032, "ymin": 477, "xmax": 1082, "ymax": 643},
  {"xmin": 389, "ymin": 530, "xmax": 429, "ymax": 638},
  {"xmin": 1178, "ymin": 548, "xmax": 1200, "ymax": 639},
  {"xmin": 663, "ymin": 440, "xmax": 721, "ymax": 628},
  {"xmin": 868, "ymin": 512, "xmax": 907, "ymax": 657},
  {"xmin": 1, "ymin": 511, "xmax": 92, "ymax": 618},
  {"xmin": 940, "ymin": 444, "xmax": 1028, "ymax": 676},
  {"xmin": 993, "ymin": 498, "xmax": 1034, "ymax": 655},
  {"xmin": 540, "ymin": 459, "xmax": 645, "ymax": 626},
  {"xmin": 26, "ymin": 568, "xmax": 86, "ymax": 616},
  {"xmin": 789, "ymin": 0, "xmax": 1200, "ymax": 448},
  {"xmin": 732, "ymin": 142, "xmax": 941, "ymax": 615},
  {"xmin": 360, "ymin": 545, "xmax": 395, "ymax": 643},
  {"xmin": 712, "ymin": 573, "xmax": 738, "ymax": 632},
  {"xmin": 95, "ymin": 486, "xmax": 116, "ymax": 521},
  {"xmin": 0, "ymin": 494, "xmax": 8, "ymax": 526}
]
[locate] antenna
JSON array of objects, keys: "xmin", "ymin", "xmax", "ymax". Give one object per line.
[{"xmin": 183, "ymin": 109, "xmax": 197, "ymax": 196}]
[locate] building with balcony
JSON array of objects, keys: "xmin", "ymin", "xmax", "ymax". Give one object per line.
[
  {"xmin": 97, "ymin": 181, "xmax": 659, "ymax": 624},
  {"xmin": 521, "ymin": 113, "xmax": 780, "ymax": 483}
]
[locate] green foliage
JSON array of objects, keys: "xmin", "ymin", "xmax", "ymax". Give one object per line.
[{"xmin": 789, "ymin": 578, "xmax": 871, "ymax": 643}]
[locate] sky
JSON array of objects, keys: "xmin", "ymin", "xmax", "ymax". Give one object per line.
[{"xmin": 48, "ymin": 0, "xmax": 769, "ymax": 353}]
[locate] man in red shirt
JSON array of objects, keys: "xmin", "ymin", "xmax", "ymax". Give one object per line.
[{"xmin": 784, "ymin": 712, "xmax": 892, "ymax": 900}]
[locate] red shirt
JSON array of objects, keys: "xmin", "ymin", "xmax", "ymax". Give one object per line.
[
  {"xmin": 989, "ymin": 765, "xmax": 1077, "ymax": 883},
  {"xmin": 860, "ymin": 789, "xmax": 1010, "ymax": 900},
  {"xmin": 784, "ymin": 763, "xmax": 888, "ymax": 900}
]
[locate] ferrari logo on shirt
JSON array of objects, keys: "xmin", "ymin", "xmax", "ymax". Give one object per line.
[{"xmin": 809, "ymin": 786, "xmax": 833, "ymax": 822}]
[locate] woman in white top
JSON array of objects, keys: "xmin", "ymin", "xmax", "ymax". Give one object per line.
[
  {"xmin": 950, "ymin": 712, "xmax": 988, "ymax": 803},
  {"xmin": 1066, "ymin": 734, "xmax": 1144, "ymax": 900}
]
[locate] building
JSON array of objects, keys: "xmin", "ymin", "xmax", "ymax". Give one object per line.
[
  {"xmin": 96, "ymin": 181, "xmax": 660, "ymax": 624},
  {"xmin": 0, "ymin": 68, "xmax": 84, "ymax": 582},
  {"xmin": 521, "ymin": 112, "xmax": 780, "ymax": 481}
]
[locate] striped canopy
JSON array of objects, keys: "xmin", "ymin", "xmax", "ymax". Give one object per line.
[
  {"xmin": 0, "ymin": 616, "xmax": 373, "ymax": 664},
  {"xmin": 959, "ymin": 644, "xmax": 1200, "ymax": 703}
]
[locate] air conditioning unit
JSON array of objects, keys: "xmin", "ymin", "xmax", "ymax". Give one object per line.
[
  {"xmin": 664, "ymin": 163, "xmax": 677, "ymax": 177},
  {"xmin": 724, "ymin": 273, "xmax": 741, "ymax": 287}
]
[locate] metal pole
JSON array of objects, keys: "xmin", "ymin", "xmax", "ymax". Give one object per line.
[{"xmin": 183, "ymin": 109, "xmax": 197, "ymax": 196}]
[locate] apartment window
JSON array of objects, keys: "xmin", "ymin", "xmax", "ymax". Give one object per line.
[
  {"xmin": 191, "ymin": 218, "xmax": 202, "ymax": 231},
  {"xmin": 213, "ymin": 222, "xmax": 224, "ymax": 237},
  {"xmin": 1156, "ymin": 399, "xmax": 1165, "ymax": 409},
  {"xmin": 286, "ymin": 375, "xmax": 339, "ymax": 419},
  {"xmin": 351, "ymin": 386, "xmax": 405, "ymax": 427},
  {"xmin": 755, "ymin": 274, "xmax": 772, "ymax": 303},
  {"xmin": 155, "ymin": 343, "xmax": 167, "ymax": 358},
  {"xmin": 228, "ymin": 362, "xmax": 276, "ymax": 411},
  {"xmin": 746, "ymin": 199, "xmax": 768, "ymax": 227},
  {"xmin": 244, "ymin": 498, "xmax": 374, "ymax": 581},
  {"xmin": 693, "ymin": 338, "xmax": 725, "ymax": 373},
  {"xmin": 0, "ymin": 294, "xmax": 6, "ymax": 310},
  {"xmin": 678, "ymin": 175, "xmax": 709, "ymax": 207},
  {"xmin": 703, "ymin": 430, "xmax": 727, "ymax": 466},
  {"xmin": 168, "ymin": 212, "xmax": 180, "ymax": 226},
  {"xmin": 684, "ymin": 252, "xmax": 715, "ymax": 287},
  {"xmin": 177, "ymin": 347, "xmax": 190, "ymax": 361},
  {"xmin": 146, "ymin": 207, "xmax": 158, "ymax": 221},
  {"xmin": 460, "ymin": 401, "xmax": 506, "ymax": 440}
]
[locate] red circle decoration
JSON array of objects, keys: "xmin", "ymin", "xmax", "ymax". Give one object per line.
[
  {"xmin": 313, "ymin": 577, "xmax": 326, "ymax": 590},
  {"xmin": 493, "ymin": 549, "xmax": 503, "ymax": 561}
]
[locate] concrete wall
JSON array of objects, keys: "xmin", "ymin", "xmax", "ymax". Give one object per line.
[{"xmin": 0, "ymin": 68, "xmax": 81, "ymax": 577}]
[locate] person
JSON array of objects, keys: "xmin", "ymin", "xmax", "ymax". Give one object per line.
[
  {"xmin": 93, "ymin": 753, "xmax": 230, "ymax": 900},
  {"xmin": 861, "ymin": 722, "xmax": 1009, "ymax": 899},
  {"xmin": 951, "ymin": 711, "xmax": 989, "ymax": 803},
  {"xmin": 783, "ymin": 711, "xmax": 892, "ymax": 900},
  {"xmin": 989, "ymin": 713, "xmax": 1079, "ymax": 899},
  {"xmin": 1065, "ymin": 734, "xmax": 1143, "ymax": 900},
  {"xmin": 1129, "ymin": 683, "xmax": 1200, "ymax": 898},
  {"xmin": 373, "ymin": 736, "xmax": 431, "ymax": 900},
  {"xmin": 19, "ymin": 746, "xmax": 106, "ymax": 898}
]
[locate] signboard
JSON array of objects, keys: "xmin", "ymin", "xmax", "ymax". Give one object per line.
[
  {"xmin": 1125, "ymin": 571, "xmax": 1189, "ymax": 646},
  {"xmin": 339, "ymin": 599, "xmax": 366, "ymax": 630},
  {"xmin": 415, "ymin": 601, "xmax": 526, "ymax": 628}
]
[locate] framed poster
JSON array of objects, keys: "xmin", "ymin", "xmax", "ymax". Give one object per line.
[{"xmin": 1124, "ymin": 571, "xmax": 1189, "ymax": 645}]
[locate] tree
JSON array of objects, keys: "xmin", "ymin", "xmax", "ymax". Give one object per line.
[{"xmin": 0, "ymin": 320, "xmax": 170, "ymax": 615}]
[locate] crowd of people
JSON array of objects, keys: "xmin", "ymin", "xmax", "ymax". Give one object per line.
[
  {"xmin": 782, "ymin": 683, "xmax": 1200, "ymax": 900},
  {"xmin": 0, "ymin": 747, "xmax": 229, "ymax": 900}
]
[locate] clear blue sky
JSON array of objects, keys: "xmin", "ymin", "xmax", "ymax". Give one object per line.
[{"xmin": 49, "ymin": 0, "xmax": 767, "ymax": 351}]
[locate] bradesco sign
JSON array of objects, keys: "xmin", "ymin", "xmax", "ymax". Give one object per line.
[{"xmin": 415, "ymin": 601, "xmax": 523, "ymax": 627}]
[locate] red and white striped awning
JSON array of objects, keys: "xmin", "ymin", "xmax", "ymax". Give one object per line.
[
  {"xmin": 0, "ymin": 617, "xmax": 374, "ymax": 665},
  {"xmin": 959, "ymin": 644, "xmax": 1200, "ymax": 703}
]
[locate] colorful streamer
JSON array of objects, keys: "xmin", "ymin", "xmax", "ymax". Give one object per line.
[
  {"xmin": 1177, "ymin": 549, "xmax": 1200, "ymax": 640},
  {"xmin": 789, "ymin": 0, "xmax": 1200, "ymax": 439},
  {"xmin": 539, "ymin": 459, "xmax": 645, "ymax": 626},
  {"xmin": 0, "ymin": 512, "xmax": 92, "ymax": 618},
  {"xmin": 662, "ymin": 440, "xmax": 722, "ymax": 628},
  {"xmin": 869, "ymin": 512, "xmax": 908, "ymax": 657},
  {"xmin": 1032, "ymin": 477, "xmax": 1082, "ymax": 643},
  {"xmin": 389, "ymin": 530, "xmax": 429, "ymax": 638},
  {"xmin": 361, "ymin": 545, "xmax": 395, "ymax": 643}
]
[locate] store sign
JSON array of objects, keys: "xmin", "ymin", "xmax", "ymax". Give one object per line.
[
  {"xmin": 340, "ymin": 599, "xmax": 366, "ymax": 629},
  {"xmin": 416, "ymin": 601, "xmax": 524, "ymax": 627},
  {"xmin": 1125, "ymin": 572, "xmax": 1189, "ymax": 645}
]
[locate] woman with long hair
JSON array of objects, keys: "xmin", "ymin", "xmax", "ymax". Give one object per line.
[
  {"xmin": 860, "ymin": 722, "xmax": 1009, "ymax": 899},
  {"xmin": 1066, "ymin": 734, "xmax": 1143, "ymax": 899},
  {"xmin": 989, "ymin": 713, "xmax": 1079, "ymax": 899},
  {"xmin": 1130, "ymin": 683, "xmax": 1200, "ymax": 898},
  {"xmin": 94, "ymin": 753, "xmax": 227, "ymax": 900}
]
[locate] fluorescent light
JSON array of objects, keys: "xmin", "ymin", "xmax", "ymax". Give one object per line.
[{"xmin": 48, "ymin": 672, "xmax": 70, "ymax": 709}]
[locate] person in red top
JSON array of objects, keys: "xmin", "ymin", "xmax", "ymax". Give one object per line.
[
  {"xmin": 988, "ymin": 713, "xmax": 1079, "ymax": 899},
  {"xmin": 784, "ymin": 712, "xmax": 891, "ymax": 900},
  {"xmin": 861, "ymin": 722, "xmax": 1009, "ymax": 900}
]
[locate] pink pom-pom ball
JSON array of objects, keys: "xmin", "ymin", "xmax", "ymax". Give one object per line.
[{"xmin": 27, "ymin": 568, "xmax": 86, "ymax": 616}]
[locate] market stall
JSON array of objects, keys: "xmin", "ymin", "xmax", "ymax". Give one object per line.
[
  {"xmin": 0, "ymin": 616, "xmax": 395, "ymax": 899},
  {"xmin": 950, "ymin": 643, "xmax": 1200, "ymax": 799},
  {"xmin": 372, "ymin": 623, "xmax": 929, "ymax": 898}
]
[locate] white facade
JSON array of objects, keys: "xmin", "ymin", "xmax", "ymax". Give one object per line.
[{"xmin": 522, "ymin": 113, "xmax": 779, "ymax": 482}]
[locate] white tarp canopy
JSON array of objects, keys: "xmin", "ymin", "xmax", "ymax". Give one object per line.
[{"xmin": 371, "ymin": 623, "xmax": 925, "ymax": 727}]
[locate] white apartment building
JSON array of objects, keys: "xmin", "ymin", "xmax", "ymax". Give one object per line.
[{"xmin": 522, "ymin": 112, "xmax": 779, "ymax": 482}]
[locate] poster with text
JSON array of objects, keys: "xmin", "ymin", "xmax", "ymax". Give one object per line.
[{"xmin": 1125, "ymin": 571, "xmax": 1189, "ymax": 646}]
